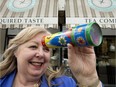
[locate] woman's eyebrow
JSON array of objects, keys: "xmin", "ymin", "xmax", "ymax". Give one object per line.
[{"xmin": 31, "ymin": 41, "xmax": 39, "ymax": 45}]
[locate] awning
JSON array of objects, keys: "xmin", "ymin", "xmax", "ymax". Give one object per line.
[
  {"xmin": 1, "ymin": 0, "xmax": 116, "ymax": 29},
  {"xmin": 66, "ymin": 0, "xmax": 116, "ymax": 29},
  {"xmin": 0, "ymin": 0, "xmax": 58, "ymax": 29}
]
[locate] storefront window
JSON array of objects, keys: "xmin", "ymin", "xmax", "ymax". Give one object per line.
[{"xmin": 95, "ymin": 36, "xmax": 116, "ymax": 86}]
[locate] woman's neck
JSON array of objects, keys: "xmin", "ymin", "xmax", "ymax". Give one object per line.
[{"xmin": 13, "ymin": 73, "xmax": 41, "ymax": 87}]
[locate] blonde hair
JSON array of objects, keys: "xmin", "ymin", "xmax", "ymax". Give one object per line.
[{"xmin": 0, "ymin": 26, "xmax": 64, "ymax": 86}]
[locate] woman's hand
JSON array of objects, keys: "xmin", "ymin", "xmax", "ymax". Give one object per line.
[{"xmin": 67, "ymin": 44, "xmax": 100, "ymax": 86}]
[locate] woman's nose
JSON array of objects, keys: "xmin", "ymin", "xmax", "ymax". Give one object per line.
[{"xmin": 36, "ymin": 48, "xmax": 44, "ymax": 57}]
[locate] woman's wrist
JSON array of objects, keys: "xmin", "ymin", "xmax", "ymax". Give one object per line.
[
  {"xmin": 76, "ymin": 72, "xmax": 100, "ymax": 87},
  {"xmin": 78, "ymin": 79, "xmax": 101, "ymax": 87}
]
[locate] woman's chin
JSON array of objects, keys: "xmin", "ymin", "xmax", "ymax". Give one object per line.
[{"xmin": 29, "ymin": 70, "xmax": 42, "ymax": 77}]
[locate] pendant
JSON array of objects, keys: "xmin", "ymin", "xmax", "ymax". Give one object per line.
[{"xmin": 34, "ymin": 83, "xmax": 39, "ymax": 87}]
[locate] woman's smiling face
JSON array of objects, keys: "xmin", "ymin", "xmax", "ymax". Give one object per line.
[{"xmin": 14, "ymin": 32, "xmax": 51, "ymax": 78}]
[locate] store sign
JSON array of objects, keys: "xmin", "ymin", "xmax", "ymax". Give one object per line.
[
  {"xmin": 0, "ymin": 18, "xmax": 115, "ymax": 25},
  {"xmin": 0, "ymin": 18, "xmax": 58, "ymax": 24},
  {"xmin": 66, "ymin": 18, "xmax": 116, "ymax": 24}
]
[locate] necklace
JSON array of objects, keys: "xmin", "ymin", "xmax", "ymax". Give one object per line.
[
  {"xmin": 34, "ymin": 80, "xmax": 41, "ymax": 87},
  {"xmin": 34, "ymin": 83, "xmax": 39, "ymax": 87}
]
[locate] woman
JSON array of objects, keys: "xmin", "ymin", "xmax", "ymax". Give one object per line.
[{"xmin": 0, "ymin": 26, "xmax": 103, "ymax": 87}]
